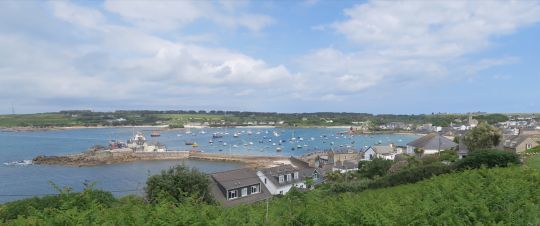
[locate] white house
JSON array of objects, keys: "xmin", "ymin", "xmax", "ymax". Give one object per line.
[
  {"xmin": 257, "ymin": 165, "xmax": 306, "ymax": 195},
  {"xmin": 406, "ymin": 133, "xmax": 458, "ymax": 155},
  {"xmin": 331, "ymin": 160, "xmax": 358, "ymax": 173},
  {"xmin": 363, "ymin": 145, "xmax": 397, "ymax": 161}
]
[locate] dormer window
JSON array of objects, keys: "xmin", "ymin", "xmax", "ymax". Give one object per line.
[
  {"xmin": 251, "ymin": 184, "xmax": 259, "ymax": 194},
  {"xmin": 279, "ymin": 175, "xmax": 284, "ymax": 183},
  {"xmin": 228, "ymin": 190, "xmax": 237, "ymax": 200}
]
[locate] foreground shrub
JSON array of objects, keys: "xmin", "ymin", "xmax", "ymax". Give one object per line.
[
  {"xmin": 3, "ymin": 167, "xmax": 540, "ymax": 225},
  {"xmin": 145, "ymin": 165, "xmax": 214, "ymax": 204},
  {"xmin": 328, "ymin": 178, "xmax": 373, "ymax": 193},
  {"xmin": 0, "ymin": 188, "xmax": 115, "ymax": 221},
  {"xmin": 369, "ymin": 163, "xmax": 453, "ymax": 189},
  {"xmin": 455, "ymin": 149, "xmax": 519, "ymax": 170},
  {"xmin": 358, "ymin": 158, "xmax": 393, "ymax": 179}
]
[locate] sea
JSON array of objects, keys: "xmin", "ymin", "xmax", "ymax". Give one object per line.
[{"xmin": 0, "ymin": 127, "xmax": 419, "ymax": 203}]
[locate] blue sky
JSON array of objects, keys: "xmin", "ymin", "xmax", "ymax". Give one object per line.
[{"xmin": 0, "ymin": 0, "xmax": 539, "ymax": 114}]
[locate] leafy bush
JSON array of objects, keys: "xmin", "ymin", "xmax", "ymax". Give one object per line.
[
  {"xmin": 0, "ymin": 188, "xmax": 115, "ymax": 221},
  {"xmin": 526, "ymin": 146, "xmax": 540, "ymax": 154},
  {"xmin": 455, "ymin": 149, "xmax": 519, "ymax": 170},
  {"xmin": 327, "ymin": 178, "xmax": 373, "ymax": 193},
  {"xmin": 463, "ymin": 122, "xmax": 502, "ymax": 151},
  {"xmin": 369, "ymin": 163, "xmax": 453, "ymax": 189},
  {"xmin": 145, "ymin": 165, "xmax": 214, "ymax": 204},
  {"xmin": 358, "ymin": 158, "xmax": 393, "ymax": 179},
  {"xmin": 439, "ymin": 150, "xmax": 458, "ymax": 162}
]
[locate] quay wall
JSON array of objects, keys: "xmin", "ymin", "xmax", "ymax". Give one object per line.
[{"xmin": 133, "ymin": 151, "xmax": 189, "ymax": 159}]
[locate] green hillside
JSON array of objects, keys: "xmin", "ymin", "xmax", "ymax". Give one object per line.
[{"xmin": 2, "ymin": 166, "xmax": 539, "ymax": 225}]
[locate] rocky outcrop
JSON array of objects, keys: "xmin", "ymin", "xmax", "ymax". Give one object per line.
[{"xmin": 32, "ymin": 150, "xmax": 189, "ymax": 166}]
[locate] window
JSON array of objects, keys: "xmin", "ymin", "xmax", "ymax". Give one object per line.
[
  {"xmin": 279, "ymin": 175, "xmax": 284, "ymax": 183},
  {"xmin": 241, "ymin": 187, "xmax": 248, "ymax": 197},
  {"xmin": 279, "ymin": 190, "xmax": 283, "ymax": 195},
  {"xmin": 228, "ymin": 190, "xmax": 237, "ymax": 200},
  {"xmin": 287, "ymin": 174, "xmax": 292, "ymax": 181},
  {"xmin": 251, "ymin": 184, "xmax": 259, "ymax": 194},
  {"xmin": 294, "ymin": 172, "xmax": 299, "ymax": 180},
  {"xmin": 313, "ymin": 172, "xmax": 319, "ymax": 180},
  {"xmin": 527, "ymin": 144, "xmax": 533, "ymax": 149},
  {"xmin": 264, "ymin": 178, "xmax": 267, "ymax": 184}
]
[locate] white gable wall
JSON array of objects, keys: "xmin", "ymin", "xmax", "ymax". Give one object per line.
[{"xmin": 256, "ymin": 171, "xmax": 305, "ymax": 195}]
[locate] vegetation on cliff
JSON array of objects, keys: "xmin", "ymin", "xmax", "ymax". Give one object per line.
[
  {"xmin": 1, "ymin": 149, "xmax": 537, "ymax": 225},
  {"xmin": 1, "ymin": 166, "xmax": 539, "ymax": 225}
]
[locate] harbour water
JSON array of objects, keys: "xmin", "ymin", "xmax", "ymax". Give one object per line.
[{"xmin": 0, "ymin": 127, "xmax": 419, "ymax": 203}]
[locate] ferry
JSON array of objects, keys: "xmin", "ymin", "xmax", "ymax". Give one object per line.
[
  {"xmin": 150, "ymin": 131, "xmax": 161, "ymax": 137},
  {"xmin": 185, "ymin": 141, "xmax": 194, "ymax": 145}
]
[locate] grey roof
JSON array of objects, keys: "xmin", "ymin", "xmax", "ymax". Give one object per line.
[
  {"xmin": 211, "ymin": 168, "xmax": 261, "ymax": 191},
  {"xmin": 289, "ymin": 156, "xmax": 310, "ymax": 168},
  {"xmin": 503, "ymin": 135, "xmax": 537, "ymax": 148},
  {"xmin": 370, "ymin": 145, "xmax": 395, "ymax": 155},
  {"xmin": 407, "ymin": 133, "xmax": 457, "ymax": 150},
  {"xmin": 260, "ymin": 165, "xmax": 304, "ymax": 186},
  {"xmin": 210, "ymin": 181, "xmax": 271, "ymax": 207},
  {"xmin": 210, "ymin": 168, "xmax": 271, "ymax": 207}
]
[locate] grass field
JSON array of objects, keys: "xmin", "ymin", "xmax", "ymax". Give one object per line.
[{"xmin": 525, "ymin": 155, "xmax": 540, "ymax": 171}]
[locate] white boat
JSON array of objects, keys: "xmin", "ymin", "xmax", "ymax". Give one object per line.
[{"xmin": 3, "ymin": 160, "xmax": 32, "ymax": 166}]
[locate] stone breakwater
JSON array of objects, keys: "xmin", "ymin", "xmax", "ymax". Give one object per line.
[
  {"xmin": 32, "ymin": 149, "xmax": 288, "ymax": 167},
  {"xmin": 33, "ymin": 149, "xmax": 190, "ymax": 166}
]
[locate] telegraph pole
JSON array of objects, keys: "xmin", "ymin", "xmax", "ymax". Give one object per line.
[{"xmin": 265, "ymin": 197, "xmax": 269, "ymax": 225}]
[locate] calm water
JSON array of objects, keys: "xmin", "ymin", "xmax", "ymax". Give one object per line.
[{"xmin": 0, "ymin": 127, "xmax": 418, "ymax": 203}]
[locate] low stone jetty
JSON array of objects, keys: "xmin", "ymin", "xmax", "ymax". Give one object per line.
[
  {"xmin": 32, "ymin": 149, "xmax": 287, "ymax": 167},
  {"xmin": 33, "ymin": 149, "xmax": 189, "ymax": 166}
]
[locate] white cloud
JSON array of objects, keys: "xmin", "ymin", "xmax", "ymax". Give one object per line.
[
  {"xmin": 51, "ymin": 1, "xmax": 105, "ymax": 29},
  {"xmin": 0, "ymin": 1, "xmax": 294, "ymax": 112},
  {"xmin": 298, "ymin": 0, "xmax": 540, "ymax": 99},
  {"xmin": 333, "ymin": 1, "xmax": 540, "ymax": 58},
  {"xmin": 104, "ymin": 0, "xmax": 273, "ymax": 32}
]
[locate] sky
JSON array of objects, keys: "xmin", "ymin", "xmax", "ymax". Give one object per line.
[{"xmin": 1, "ymin": 0, "xmax": 540, "ymax": 114}]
